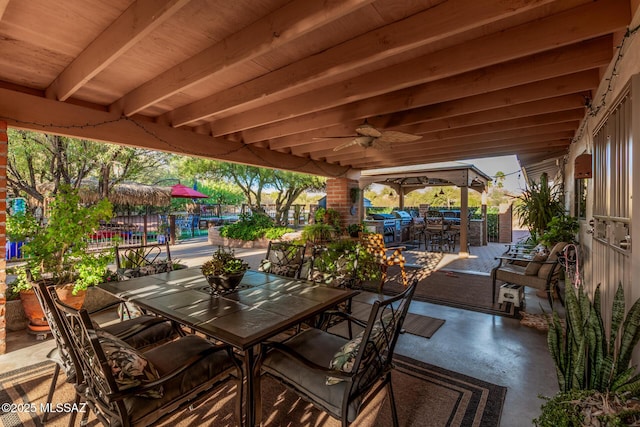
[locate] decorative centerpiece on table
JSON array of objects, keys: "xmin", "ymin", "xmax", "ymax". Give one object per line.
[{"xmin": 201, "ymin": 247, "xmax": 249, "ymax": 294}]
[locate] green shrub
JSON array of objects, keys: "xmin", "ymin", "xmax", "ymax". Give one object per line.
[
  {"xmin": 263, "ymin": 227, "xmax": 293, "ymax": 240},
  {"xmin": 540, "ymin": 214, "xmax": 579, "ymax": 247},
  {"xmin": 219, "ymin": 213, "xmax": 292, "ymax": 241},
  {"xmin": 301, "ymin": 223, "xmax": 335, "ymax": 244}
]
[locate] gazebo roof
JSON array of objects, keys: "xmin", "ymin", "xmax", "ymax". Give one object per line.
[{"xmin": 359, "ymin": 162, "xmax": 491, "ymax": 193}]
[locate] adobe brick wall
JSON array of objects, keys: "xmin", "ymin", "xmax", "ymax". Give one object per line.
[
  {"xmin": 325, "ymin": 178, "xmax": 359, "ymax": 229},
  {"xmin": 0, "ymin": 121, "xmax": 7, "ymax": 354}
]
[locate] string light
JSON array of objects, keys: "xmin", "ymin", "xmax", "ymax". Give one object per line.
[{"xmin": 572, "ymin": 24, "xmax": 640, "ymax": 143}]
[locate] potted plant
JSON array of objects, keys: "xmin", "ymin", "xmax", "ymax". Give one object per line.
[
  {"xmin": 201, "ymin": 246, "xmax": 249, "ymax": 293},
  {"xmin": 534, "ymin": 283, "xmax": 640, "ymax": 426},
  {"xmin": 539, "ymin": 214, "xmax": 579, "ymax": 248},
  {"xmin": 346, "ymin": 223, "xmax": 364, "ymax": 238},
  {"xmin": 16, "ymin": 186, "xmax": 114, "ymax": 331},
  {"xmin": 513, "ymin": 173, "xmax": 565, "ymax": 243}
]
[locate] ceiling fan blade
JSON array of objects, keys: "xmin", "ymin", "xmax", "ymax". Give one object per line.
[
  {"xmin": 376, "ymin": 131, "xmax": 422, "ymax": 144},
  {"xmin": 355, "ymin": 122, "xmax": 382, "ymax": 138},
  {"xmin": 333, "ymin": 136, "xmax": 374, "ymax": 151},
  {"xmin": 371, "ymin": 139, "xmax": 392, "ymax": 150}
]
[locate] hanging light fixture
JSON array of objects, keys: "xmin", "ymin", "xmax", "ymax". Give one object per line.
[{"xmin": 439, "ymin": 188, "xmax": 445, "ymax": 196}]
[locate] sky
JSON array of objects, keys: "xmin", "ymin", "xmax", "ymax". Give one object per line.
[{"xmin": 464, "ymin": 155, "xmax": 524, "ymax": 194}]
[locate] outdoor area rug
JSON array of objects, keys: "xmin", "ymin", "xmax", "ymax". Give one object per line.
[
  {"xmin": 365, "ymin": 267, "xmax": 518, "ymax": 318},
  {"xmin": 0, "ymin": 355, "xmax": 506, "ymax": 426},
  {"xmin": 350, "ymin": 300, "xmax": 445, "ymax": 339}
]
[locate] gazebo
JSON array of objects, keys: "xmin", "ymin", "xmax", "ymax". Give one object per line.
[{"xmin": 359, "ymin": 162, "xmax": 492, "ymax": 256}]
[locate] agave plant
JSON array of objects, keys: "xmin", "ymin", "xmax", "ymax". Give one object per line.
[{"xmin": 547, "ymin": 282, "xmax": 640, "ymax": 394}]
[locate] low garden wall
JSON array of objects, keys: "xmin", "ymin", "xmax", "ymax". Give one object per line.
[
  {"xmin": 207, "ymin": 226, "xmax": 301, "ymax": 248},
  {"xmin": 6, "ymin": 287, "xmax": 120, "ymax": 331}
]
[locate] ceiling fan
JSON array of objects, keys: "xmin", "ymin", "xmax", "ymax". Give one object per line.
[{"xmin": 331, "ymin": 121, "xmax": 422, "ymax": 151}]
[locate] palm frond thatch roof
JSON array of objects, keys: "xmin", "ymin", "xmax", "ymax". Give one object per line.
[{"xmin": 38, "ymin": 180, "xmax": 171, "ymax": 207}]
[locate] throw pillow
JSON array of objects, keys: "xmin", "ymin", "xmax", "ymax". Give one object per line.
[
  {"xmin": 326, "ymin": 313, "xmax": 394, "ymax": 385},
  {"xmin": 95, "ymin": 330, "xmax": 163, "ymax": 398},
  {"xmin": 524, "ymin": 253, "xmax": 548, "ymax": 275},
  {"xmin": 327, "ymin": 332, "xmax": 363, "ymax": 385}
]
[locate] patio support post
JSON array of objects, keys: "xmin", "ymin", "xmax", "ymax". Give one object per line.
[
  {"xmin": 482, "ymin": 191, "xmax": 488, "ymax": 246},
  {"xmin": 326, "ymin": 178, "xmax": 359, "ymax": 230},
  {"xmin": 459, "ymin": 186, "xmax": 469, "ymax": 259},
  {"xmin": 0, "ymin": 120, "xmax": 7, "ymax": 354}
]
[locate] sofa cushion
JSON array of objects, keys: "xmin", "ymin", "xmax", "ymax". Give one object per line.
[
  {"xmin": 124, "ymin": 335, "xmax": 236, "ymax": 425},
  {"xmin": 495, "ymin": 264, "xmax": 547, "ymax": 290},
  {"xmin": 524, "ymin": 253, "xmax": 548, "ymax": 275},
  {"xmin": 538, "ymin": 242, "xmax": 567, "ymax": 279},
  {"xmin": 262, "ymin": 328, "xmax": 364, "ymax": 422}
]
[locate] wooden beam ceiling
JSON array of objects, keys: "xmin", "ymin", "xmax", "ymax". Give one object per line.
[{"xmin": 0, "ymin": 0, "xmax": 632, "ymax": 176}]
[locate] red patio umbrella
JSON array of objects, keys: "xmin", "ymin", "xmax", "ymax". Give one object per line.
[{"xmin": 170, "ymin": 183, "xmax": 208, "ymax": 199}]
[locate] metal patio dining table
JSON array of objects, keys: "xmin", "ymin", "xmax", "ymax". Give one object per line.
[{"xmin": 99, "ymin": 267, "xmax": 358, "ymax": 426}]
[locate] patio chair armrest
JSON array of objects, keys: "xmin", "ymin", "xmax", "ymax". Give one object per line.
[
  {"xmin": 494, "ymin": 254, "xmax": 544, "ymax": 265},
  {"xmin": 322, "ymin": 310, "xmax": 368, "ymax": 329},
  {"xmin": 87, "ymin": 300, "xmax": 122, "ymax": 315},
  {"xmin": 109, "ymin": 316, "xmax": 176, "ymax": 341}
]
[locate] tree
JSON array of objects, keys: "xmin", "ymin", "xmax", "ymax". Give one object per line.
[
  {"xmin": 7, "ymin": 129, "xmax": 169, "ymax": 208},
  {"xmin": 270, "ymin": 171, "xmax": 325, "ymax": 224},
  {"xmin": 170, "ymin": 156, "xmax": 326, "ymax": 219}
]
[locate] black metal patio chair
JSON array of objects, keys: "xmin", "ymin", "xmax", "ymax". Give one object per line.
[
  {"xmin": 258, "ymin": 241, "xmax": 307, "ymax": 278},
  {"xmin": 50, "ymin": 288, "xmax": 242, "ymax": 427},
  {"xmin": 257, "ymin": 279, "xmax": 417, "ymax": 427},
  {"xmin": 32, "ymin": 281, "xmax": 181, "ymax": 425}
]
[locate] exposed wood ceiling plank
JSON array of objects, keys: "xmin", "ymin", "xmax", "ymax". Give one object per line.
[
  {"xmin": 329, "ymin": 131, "xmax": 575, "ymax": 165},
  {"xmin": 168, "ymin": 0, "xmax": 560, "ymax": 127},
  {"xmin": 240, "ymin": 38, "xmax": 611, "ymax": 143},
  {"xmin": 381, "ymin": 71, "xmax": 596, "ymax": 128},
  {"xmin": 45, "ymin": 0, "xmax": 190, "ymax": 102},
  {"xmin": 273, "ymin": 95, "xmax": 585, "ymax": 152},
  {"xmin": 260, "ymin": 79, "xmax": 591, "ymax": 150},
  {"xmin": 319, "ymin": 124, "xmax": 578, "ymax": 162},
  {"xmin": 209, "ymin": 0, "xmax": 628, "ymax": 136},
  {"xmin": 118, "ymin": 0, "xmax": 373, "ymax": 116},
  {"xmin": 0, "ymin": 87, "xmax": 350, "ymax": 177},
  {"xmin": 347, "ymin": 141, "xmax": 572, "ymax": 169},
  {"xmin": 0, "ymin": 0, "xmax": 10, "ymax": 21}
]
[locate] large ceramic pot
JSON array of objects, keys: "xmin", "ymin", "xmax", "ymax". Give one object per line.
[
  {"xmin": 20, "ymin": 283, "xmax": 86, "ymax": 332},
  {"xmin": 204, "ymin": 271, "xmax": 246, "ymax": 294}
]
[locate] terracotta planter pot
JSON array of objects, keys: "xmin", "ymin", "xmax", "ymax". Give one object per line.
[
  {"xmin": 20, "ymin": 284, "xmax": 87, "ymax": 331},
  {"xmin": 19, "ymin": 290, "xmax": 48, "ymax": 327}
]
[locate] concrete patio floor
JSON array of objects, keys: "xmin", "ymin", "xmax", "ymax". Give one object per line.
[{"xmin": 0, "ymin": 235, "xmax": 560, "ymax": 426}]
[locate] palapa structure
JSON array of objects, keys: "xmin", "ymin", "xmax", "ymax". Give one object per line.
[{"xmin": 38, "ymin": 180, "xmax": 171, "ymax": 207}]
